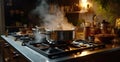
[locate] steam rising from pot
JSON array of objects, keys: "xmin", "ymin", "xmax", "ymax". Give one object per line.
[
  {"xmin": 32, "ymin": 0, "xmax": 75, "ymax": 43},
  {"xmin": 33, "ymin": 0, "xmax": 75, "ymax": 30}
]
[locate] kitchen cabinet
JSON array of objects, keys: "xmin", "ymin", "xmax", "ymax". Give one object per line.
[
  {"xmin": 0, "ymin": 38, "xmax": 29, "ymax": 62},
  {"xmin": 4, "ymin": 0, "xmax": 36, "ymax": 32},
  {"xmin": 3, "ymin": 0, "xmax": 38, "ymax": 33}
]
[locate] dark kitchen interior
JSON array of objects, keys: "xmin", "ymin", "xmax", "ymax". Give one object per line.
[{"xmin": 1, "ymin": 0, "xmax": 120, "ymax": 62}]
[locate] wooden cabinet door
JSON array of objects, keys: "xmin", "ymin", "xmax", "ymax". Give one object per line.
[{"xmin": 1, "ymin": 40, "xmax": 29, "ymax": 62}]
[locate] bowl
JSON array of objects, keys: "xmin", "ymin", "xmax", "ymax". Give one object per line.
[{"xmin": 96, "ymin": 34, "xmax": 115, "ymax": 44}]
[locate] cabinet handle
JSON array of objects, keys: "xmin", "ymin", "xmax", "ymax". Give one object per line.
[
  {"xmin": 12, "ymin": 51, "xmax": 17, "ymax": 54},
  {"xmin": 11, "ymin": 50, "xmax": 20, "ymax": 58},
  {"xmin": 13, "ymin": 54, "xmax": 20, "ymax": 58},
  {"xmin": 4, "ymin": 57, "xmax": 10, "ymax": 62},
  {"xmin": 4, "ymin": 43, "xmax": 10, "ymax": 48}
]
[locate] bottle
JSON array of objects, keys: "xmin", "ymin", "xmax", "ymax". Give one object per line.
[
  {"xmin": 100, "ymin": 20, "xmax": 109, "ymax": 34},
  {"xmin": 84, "ymin": 27, "xmax": 91, "ymax": 40},
  {"xmin": 5, "ymin": 29, "xmax": 8, "ymax": 37}
]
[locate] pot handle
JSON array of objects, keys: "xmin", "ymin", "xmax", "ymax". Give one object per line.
[{"xmin": 40, "ymin": 32, "xmax": 51, "ymax": 35}]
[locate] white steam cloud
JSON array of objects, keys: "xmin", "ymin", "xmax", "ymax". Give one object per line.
[
  {"xmin": 33, "ymin": 0, "xmax": 74, "ymax": 30},
  {"xmin": 32, "ymin": 0, "xmax": 75, "ymax": 43}
]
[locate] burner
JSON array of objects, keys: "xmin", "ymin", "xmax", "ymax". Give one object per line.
[
  {"xmin": 42, "ymin": 47, "xmax": 62, "ymax": 54},
  {"xmin": 25, "ymin": 40, "xmax": 105, "ymax": 59}
]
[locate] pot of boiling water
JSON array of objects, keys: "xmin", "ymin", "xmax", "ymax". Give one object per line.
[{"xmin": 46, "ymin": 30, "xmax": 75, "ymax": 44}]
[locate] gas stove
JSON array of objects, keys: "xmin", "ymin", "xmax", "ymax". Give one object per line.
[
  {"xmin": 11, "ymin": 33, "xmax": 105, "ymax": 59},
  {"xmin": 24, "ymin": 40, "xmax": 105, "ymax": 59}
]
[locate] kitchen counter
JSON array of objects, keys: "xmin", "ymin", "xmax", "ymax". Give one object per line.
[{"xmin": 1, "ymin": 35, "xmax": 120, "ymax": 62}]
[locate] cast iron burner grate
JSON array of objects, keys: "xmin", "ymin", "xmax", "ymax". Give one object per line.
[{"xmin": 25, "ymin": 40, "xmax": 105, "ymax": 59}]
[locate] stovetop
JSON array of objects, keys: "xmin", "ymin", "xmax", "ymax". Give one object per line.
[
  {"xmin": 24, "ymin": 40, "xmax": 105, "ymax": 59},
  {"xmin": 10, "ymin": 33, "xmax": 105, "ymax": 59}
]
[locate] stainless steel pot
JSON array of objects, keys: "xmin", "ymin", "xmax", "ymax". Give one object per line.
[{"xmin": 46, "ymin": 30, "xmax": 74, "ymax": 44}]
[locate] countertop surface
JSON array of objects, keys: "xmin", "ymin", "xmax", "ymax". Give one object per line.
[{"xmin": 1, "ymin": 35, "xmax": 120, "ymax": 62}]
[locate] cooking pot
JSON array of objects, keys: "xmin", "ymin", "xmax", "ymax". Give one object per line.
[{"xmin": 46, "ymin": 30, "xmax": 75, "ymax": 44}]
